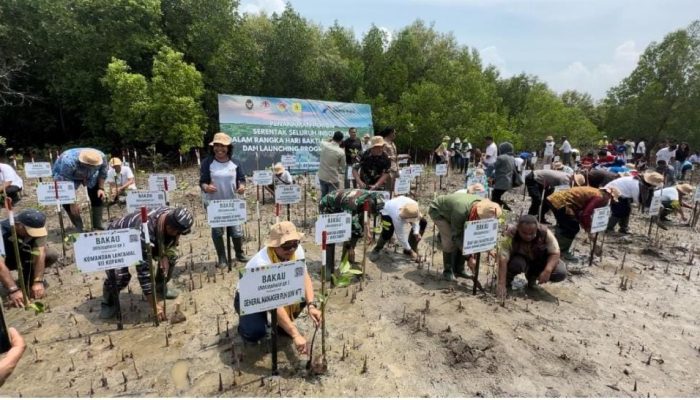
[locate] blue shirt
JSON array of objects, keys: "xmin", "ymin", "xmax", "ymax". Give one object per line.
[{"xmin": 52, "ymin": 148, "xmax": 108, "ymax": 189}]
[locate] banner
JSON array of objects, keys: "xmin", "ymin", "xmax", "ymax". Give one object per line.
[{"xmin": 218, "ymin": 94, "xmax": 373, "ymax": 173}]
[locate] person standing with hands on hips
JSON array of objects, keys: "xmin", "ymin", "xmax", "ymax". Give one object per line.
[{"xmin": 200, "ymin": 132, "xmax": 248, "ymax": 267}]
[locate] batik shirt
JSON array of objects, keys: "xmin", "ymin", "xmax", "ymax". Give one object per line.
[
  {"xmin": 53, "ymin": 148, "xmax": 108, "ymax": 189},
  {"xmin": 354, "ymin": 150, "xmax": 390, "ymax": 186}
]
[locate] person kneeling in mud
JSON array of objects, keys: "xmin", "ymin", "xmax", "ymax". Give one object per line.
[
  {"xmin": 428, "ymin": 194, "xmax": 502, "ymax": 281},
  {"xmin": 100, "ymin": 207, "xmax": 193, "ymax": 320},
  {"xmin": 496, "ymin": 215, "xmax": 567, "ymax": 300},
  {"xmin": 318, "ymin": 189, "xmax": 385, "ymax": 274},
  {"xmin": 369, "ymin": 195, "xmax": 427, "ymax": 262},
  {"xmin": 234, "ymin": 222, "xmax": 321, "ymax": 355}
]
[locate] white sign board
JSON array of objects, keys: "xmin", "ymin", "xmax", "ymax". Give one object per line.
[
  {"xmin": 24, "ymin": 162, "xmax": 52, "ymax": 178},
  {"xmin": 314, "ymin": 212, "xmax": 352, "ymax": 244},
  {"xmin": 148, "ymin": 174, "xmax": 176, "ymax": 192},
  {"xmin": 207, "ymin": 199, "xmax": 247, "ymax": 227},
  {"xmin": 74, "ymin": 228, "xmax": 143, "ymax": 273},
  {"xmin": 462, "ymin": 218, "xmax": 499, "ymax": 255},
  {"xmin": 648, "ymin": 194, "xmax": 662, "ymax": 217},
  {"xmin": 275, "ymin": 184, "xmax": 302, "ymax": 204},
  {"xmin": 590, "ymin": 206, "xmax": 611, "ymax": 234},
  {"xmin": 126, "ymin": 190, "xmax": 166, "ymax": 213},
  {"xmin": 394, "ymin": 176, "xmax": 411, "ymax": 195},
  {"xmin": 346, "ymin": 166, "xmax": 354, "ymax": 180},
  {"xmin": 252, "ymin": 170, "xmax": 273, "ymax": 186},
  {"xmin": 281, "ymin": 155, "xmax": 297, "ymax": 169},
  {"xmin": 436, "ymin": 164, "xmax": 448, "ymax": 176},
  {"xmin": 694, "ymin": 186, "xmax": 700, "ymax": 203},
  {"xmin": 238, "ymin": 260, "xmax": 306, "ymax": 315},
  {"xmin": 553, "ymin": 184, "xmax": 570, "ymax": 193},
  {"xmin": 543, "ymin": 164, "xmax": 551, "ymax": 170},
  {"xmin": 37, "ymin": 181, "xmax": 76, "ymax": 205},
  {"xmin": 412, "ymin": 165, "xmax": 423, "ymax": 177}
]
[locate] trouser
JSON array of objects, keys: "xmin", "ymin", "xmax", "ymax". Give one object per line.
[
  {"xmin": 543, "ymin": 155, "xmax": 553, "ymax": 165},
  {"xmin": 233, "ymin": 292, "xmax": 307, "ymax": 342},
  {"xmin": 562, "ymin": 152, "xmax": 572, "ymax": 166},
  {"xmin": 5, "ymin": 245, "xmax": 59, "ymax": 285},
  {"xmin": 526, "ymin": 174, "xmax": 554, "ymax": 221},
  {"xmin": 608, "ymin": 197, "xmax": 632, "ymax": 231},
  {"xmin": 62, "ymin": 184, "xmax": 103, "ymax": 230},
  {"xmin": 491, "ymin": 189, "xmax": 511, "ymax": 211},
  {"xmin": 378, "ymin": 215, "xmax": 427, "ymax": 252},
  {"xmin": 660, "ymin": 200, "xmax": 674, "ymax": 220},
  {"xmin": 344, "ymin": 178, "xmax": 356, "ymax": 190},
  {"xmin": 212, "ymin": 225, "xmax": 243, "ymax": 240},
  {"xmin": 431, "ymin": 217, "xmax": 457, "ymax": 253},
  {"xmin": 552, "ymin": 206, "xmax": 580, "ymax": 244},
  {"xmin": 506, "ymin": 254, "xmax": 567, "ymax": 287},
  {"xmin": 103, "ymin": 258, "xmax": 175, "ymax": 297},
  {"xmin": 320, "ymin": 180, "xmax": 339, "ymax": 199}
]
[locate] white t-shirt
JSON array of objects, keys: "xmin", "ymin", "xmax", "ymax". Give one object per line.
[
  {"xmin": 0, "ymin": 163, "xmax": 23, "ymax": 189},
  {"xmin": 237, "ymin": 246, "xmax": 306, "ymax": 290},
  {"xmin": 656, "ymin": 187, "xmax": 678, "ymax": 202},
  {"xmin": 655, "ymin": 147, "xmax": 676, "ymax": 163},
  {"xmin": 381, "ymin": 196, "xmax": 420, "ymax": 251},
  {"xmin": 605, "ymin": 177, "xmax": 640, "ymax": 203},
  {"xmin": 544, "ymin": 141, "xmax": 555, "ymax": 156},
  {"xmin": 484, "ymin": 143, "xmax": 498, "ymax": 166},
  {"xmin": 274, "ymin": 171, "xmax": 294, "ymax": 185},
  {"xmin": 636, "ymin": 141, "xmax": 646, "ymax": 154},
  {"xmin": 560, "ymin": 140, "xmax": 572, "ymax": 153},
  {"xmin": 107, "ymin": 166, "xmax": 136, "ymax": 190},
  {"xmin": 514, "ymin": 157, "xmax": 524, "ymax": 172},
  {"xmin": 207, "ymin": 159, "xmax": 239, "ymax": 201}
]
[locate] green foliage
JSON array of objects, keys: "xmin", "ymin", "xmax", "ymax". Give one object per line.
[{"xmin": 331, "ymin": 252, "xmax": 363, "ymax": 288}]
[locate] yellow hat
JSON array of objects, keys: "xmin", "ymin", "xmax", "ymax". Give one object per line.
[
  {"xmin": 265, "ymin": 221, "xmax": 304, "ymax": 248},
  {"xmin": 573, "ymin": 174, "xmax": 585, "ymax": 187},
  {"xmin": 371, "ymin": 136, "xmax": 385, "ymax": 148},
  {"xmin": 677, "ymin": 183, "xmax": 694, "ymax": 195},
  {"xmin": 641, "ymin": 171, "xmax": 664, "ymax": 187},
  {"xmin": 78, "ymin": 149, "xmax": 103, "ymax": 166},
  {"xmin": 474, "ymin": 199, "xmax": 502, "ymax": 220},
  {"xmin": 273, "ymin": 163, "xmax": 285, "ymax": 174},
  {"xmin": 545, "ymin": 135, "xmax": 554, "ymax": 141},
  {"xmin": 209, "ymin": 132, "xmax": 232, "ymax": 146},
  {"xmin": 109, "ymin": 157, "xmax": 122, "ymax": 167},
  {"xmin": 399, "ymin": 202, "xmax": 421, "ymax": 221}
]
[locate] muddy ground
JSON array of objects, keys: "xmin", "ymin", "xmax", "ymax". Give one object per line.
[{"xmin": 2, "ymin": 164, "xmax": 700, "ymax": 397}]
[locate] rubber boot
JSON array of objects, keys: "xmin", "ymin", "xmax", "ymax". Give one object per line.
[
  {"xmin": 452, "ymin": 252, "xmax": 470, "ymax": 279},
  {"xmin": 232, "ymin": 237, "xmax": 249, "ymax": 262},
  {"xmin": 558, "ymin": 236, "xmax": 579, "ymax": 263},
  {"xmin": 442, "ymin": 251, "xmax": 455, "ymax": 281},
  {"xmin": 156, "ymin": 283, "xmax": 180, "ymax": 300},
  {"xmin": 605, "ymin": 215, "xmax": 620, "ymax": 233},
  {"xmin": 369, "ymin": 237, "xmax": 387, "ymax": 262},
  {"xmin": 618, "ymin": 215, "xmax": 631, "ymax": 234},
  {"xmin": 99, "ymin": 289, "xmax": 119, "ymax": 319},
  {"xmin": 68, "ymin": 211, "xmax": 85, "ymax": 233},
  {"xmin": 212, "ymin": 235, "xmax": 228, "ymax": 268},
  {"xmin": 91, "ymin": 206, "xmax": 104, "ymax": 231}
]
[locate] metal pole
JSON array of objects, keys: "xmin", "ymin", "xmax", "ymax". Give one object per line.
[
  {"xmin": 588, "ymin": 233, "xmax": 598, "ymax": 267},
  {"xmin": 140, "ymin": 207, "xmax": 159, "ymax": 327},
  {"xmin": 320, "ymin": 231, "xmax": 327, "ymax": 366},
  {"xmin": 472, "ymin": 253, "xmax": 481, "ymax": 296},
  {"xmin": 270, "ymin": 310, "xmax": 278, "ymax": 376},
  {"xmin": 54, "ymin": 181, "xmax": 66, "ymax": 258}
]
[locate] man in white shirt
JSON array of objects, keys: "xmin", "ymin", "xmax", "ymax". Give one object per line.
[
  {"xmin": 107, "ymin": 157, "xmax": 136, "ymax": 201},
  {"xmin": 604, "ymin": 172, "xmax": 664, "ymax": 234},
  {"xmin": 0, "ymin": 163, "xmax": 23, "ymax": 205},
  {"xmin": 655, "ymin": 144, "xmax": 676, "ymax": 164},
  {"xmin": 635, "ymin": 139, "xmax": 646, "ymax": 160},
  {"xmin": 543, "ymin": 135, "xmax": 555, "ymax": 165},
  {"xmin": 483, "ymin": 136, "xmax": 498, "ymax": 177},
  {"xmin": 369, "ymin": 196, "xmax": 427, "ymax": 262},
  {"xmin": 559, "ymin": 136, "xmax": 572, "ymax": 167}
]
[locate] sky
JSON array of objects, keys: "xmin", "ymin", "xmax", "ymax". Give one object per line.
[{"xmin": 238, "ymin": 0, "xmax": 698, "ymax": 100}]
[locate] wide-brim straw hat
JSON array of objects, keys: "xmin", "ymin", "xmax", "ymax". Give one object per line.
[
  {"xmin": 109, "ymin": 157, "xmax": 122, "ymax": 167},
  {"xmin": 78, "ymin": 149, "xmax": 103, "ymax": 166},
  {"xmin": 573, "ymin": 174, "xmax": 586, "ymax": 187},
  {"xmin": 371, "ymin": 136, "xmax": 385, "ymax": 148},
  {"xmin": 677, "ymin": 183, "xmax": 694, "ymax": 195},
  {"xmin": 273, "ymin": 163, "xmax": 285, "ymax": 174},
  {"xmin": 545, "ymin": 135, "xmax": 554, "ymax": 141},
  {"xmin": 641, "ymin": 171, "xmax": 664, "ymax": 187},
  {"xmin": 209, "ymin": 132, "xmax": 232, "ymax": 146},
  {"xmin": 474, "ymin": 199, "xmax": 502, "ymax": 220},
  {"xmin": 399, "ymin": 202, "xmax": 421, "ymax": 221},
  {"xmin": 265, "ymin": 221, "xmax": 304, "ymax": 248},
  {"xmin": 467, "ymin": 183, "xmax": 485, "ymax": 193},
  {"xmin": 443, "ymin": 135, "xmax": 451, "ymax": 141}
]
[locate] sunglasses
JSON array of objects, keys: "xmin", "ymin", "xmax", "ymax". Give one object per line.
[{"xmin": 280, "ymin": 241, "xmax": 300, "ymax": 251}]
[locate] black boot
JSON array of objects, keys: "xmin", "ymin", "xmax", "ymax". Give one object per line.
[
  {"xmin": 619, "ymin": 215, "xmax": 631, "ymax": 234},
  {"xmin": 452, "ymin": 252, "xmax": 470, "ymax": 279},
  {"xmin": 369, "ymin": 237, "xmax": 387, "ymax": 262},
  {"xmin": 99, "ymin": 289, "xmax": 120, "ymax": 320},
  {"xmin": 67, "ymin": 211, "xmax": 85, "ymax": 233},
  {"xmin": 91, "ymin": 206, "xmax": 104, "ymax": 231},
  {"xmin": 212, "ymin": 235, "xmax": 227, "ymax": 268},
  {"xmin": 232, "ymin": 237, "xmax": 249, "ymax": 262},
  {"xmin": 442, "ymin": 251, "xmax": 455, "ymax": 281}
]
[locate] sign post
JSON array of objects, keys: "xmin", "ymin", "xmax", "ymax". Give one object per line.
[
  {"xmin": 139, "ymin": 207, "xmax": 159, "ymax": 327},
  {"xmin": 436, "ymin": 164, "xmax": 448, "ymax": 191},
  {"xmin": 589, "ymin": 206, "xmax": 611, "ymax": 266},
  {"xmin": 648, "ymin": 192, "xmax": 662, "ymax": 236},
  {"xmin": 253, "ymin": 170, "xmax": 273, "ymax": 206},
  {"xmin": 23, "ymin": 162, "xmax": 52, "ymax": 180},
  {"xmin": 238, "ymin": 259, "xmax": 306, "ymax": 376},
  {"xmin": 126, "ymin": 191, "xmax": 167, "ymax": 213},
  {"xmin": 462, "ymin": 218, "xmax": 499, "ymax": 295}
]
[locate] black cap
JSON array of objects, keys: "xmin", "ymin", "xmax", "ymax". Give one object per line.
[
  {"xmin": 16, "ymin": 209, "xmax": 48, "ymax": 237},
  {"xmin": 166, "ymin": 207, "xmax": 193, "ymax": 235}
]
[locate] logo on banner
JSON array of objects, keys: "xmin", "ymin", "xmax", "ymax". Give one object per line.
[
  {"xmin": 245, "ymin": 99, "xmax": 254, "ymax": 110},
  {"xmin": 277, "ymin": 101, "xmax": 288, "ymax": 112},
  {"xmin": 292, "ymin": 102, "xmax": 302, "ymax": 113}
]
